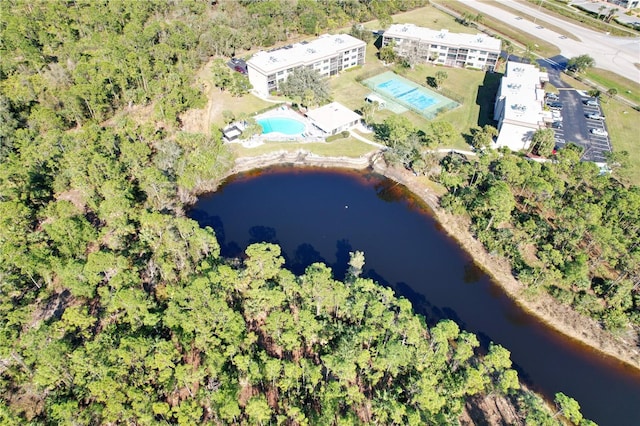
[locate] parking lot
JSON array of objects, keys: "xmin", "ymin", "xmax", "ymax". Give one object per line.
[{"xmin": 550, "ymin": 90, "xmax": 611, "ymax": 163}]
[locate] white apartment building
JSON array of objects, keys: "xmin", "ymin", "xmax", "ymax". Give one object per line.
[
  {"xmin": 382, "ymin": 24, "xmax": 501, "ymax": 71},
  {"xmin": 247, "ymin": 34, "xmax": 366, "ymax": 96},
  {"xmin": 493, "ymin": 61, "xmax": 549, "ymax": 151}
]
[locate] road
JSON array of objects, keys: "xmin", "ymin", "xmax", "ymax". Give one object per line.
[{"xmin": 461, "ymin": 0, "xmax": 640, "ymax": 82}]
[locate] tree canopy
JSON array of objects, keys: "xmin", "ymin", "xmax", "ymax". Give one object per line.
[
  {"xmin": 279, "ymin": 67, "xmax": 331, "ymax": 107},
  {"xmin": 439, "ymin": 149, "xmax": 640, "ymax": 333},
  {"xmin": 567, "ymin": 54, "xmax": 595, "ymax": 74},
  {"xmin": 0, "ymin": 1, "xmax": 598, "ymax": 424}
]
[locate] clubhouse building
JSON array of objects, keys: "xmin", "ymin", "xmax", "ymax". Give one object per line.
[
  {"xmin": 382, "ymin": 23, "xmax": 501, "ymax": 71},
  {"xmin": 247, "ymin": 34, "xmax": 366, "ymax": 97}
]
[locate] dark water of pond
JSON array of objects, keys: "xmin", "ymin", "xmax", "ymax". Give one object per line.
[{"xmin": 188, "ymin": 167, "xmax": 640, "ymax": 426}]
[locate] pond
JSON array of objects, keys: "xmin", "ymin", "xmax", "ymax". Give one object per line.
[{"xmin": 188, "ymin": 167, "xmax": 640, "ymax": 426}]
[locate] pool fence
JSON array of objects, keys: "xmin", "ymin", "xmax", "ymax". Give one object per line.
[{"xmin": 362, "ymin": 71, "xmax": 460, "ymax": 120}]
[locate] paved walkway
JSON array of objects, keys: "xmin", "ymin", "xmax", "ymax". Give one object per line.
[
  {"xmin": 349, "ymin": 125, "xmax": 386, "ymax": 149},
  {"xmin": 348, "ymin": 124, "xmax": 478, "ymax": 156}
]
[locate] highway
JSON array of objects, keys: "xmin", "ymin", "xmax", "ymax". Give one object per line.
[{"xmin": 461, "ymin": 0, "xmax": 640, "ymax": 82}]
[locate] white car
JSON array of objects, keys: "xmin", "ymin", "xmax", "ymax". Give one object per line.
[
  {"xmin": 587, "ymin": 113, "xmax": 605, "ymax": 120},
  {"xmin": 591, "ymin": 128, "xmax": 608, "ymax": 137},
  {"xmin": 585, "ymin": 99, "xmax": 599, "ymax": 107}
]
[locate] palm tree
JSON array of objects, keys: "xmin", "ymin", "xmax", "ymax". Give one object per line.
[
  {"xmin": 434, "ymin": 71, "xmax": 448, "ymax": 89},
  {"xmin": 505, "ymin": 43, "xmax": 515, "ymax": 62}
]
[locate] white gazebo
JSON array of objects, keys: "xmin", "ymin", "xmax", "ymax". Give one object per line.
[
  {"xmin": 365, "ymin": 93, "xmax": 386, "ymax": 109},
  {"xmin": 305, "ymin": 102, "xmax": 362, "ymax": 135}
]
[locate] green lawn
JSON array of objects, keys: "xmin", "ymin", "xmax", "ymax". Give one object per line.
[
  {"xmin": 583, "ymin": 68, "xmax": 640, "ymax": 106},
  {"xmin": 331, "ymin": 61, "xmax": 499, "ymax": 150},
  {"xmin": 229, "ymin": 137, "xmax": 377, "ymax": 158},
  {"xmin": 380, "ymin": 4, "xmax": 479, "ymax": 33},
  {"xmin": 210, "ymin": 91, "xmax": 274, "ymax": 128},
  {"xmin": 600, "ymin": 99, "xmax": 640, "ymax": 186},
  {"xmin": 561, "ymin": 73, "xmax": 640, "ymax": 185},
  {"xmin": 395, "ymin": 65, "xmax": 501, "ymax": 145}
]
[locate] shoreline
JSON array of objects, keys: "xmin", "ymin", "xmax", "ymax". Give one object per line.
[{"xmin": 203, "ymin": 149, "xmax": 640, "ymax": 372}]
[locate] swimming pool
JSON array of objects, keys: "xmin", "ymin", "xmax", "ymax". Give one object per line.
[
  {"xmin": 257, "ymin": 117, "xmax": 305, "ymax": 135},
  {"xmin": 377, "ymin": 79, "xmax": 437, "ymax": 110}
]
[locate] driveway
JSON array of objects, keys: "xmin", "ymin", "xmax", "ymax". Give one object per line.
[
  {"xmin": 548, "ymin": 90, "xmax": 611, "ymax": 163},
  {"xmin": 507, "ymin": 55, "xmax": 611, "ymax": 162},
  {"xmin": 463, "ymin": 0, "xmax": 640, "ymax": 82}
]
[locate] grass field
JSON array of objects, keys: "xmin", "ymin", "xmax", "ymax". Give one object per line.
[
  {"xmin": 561, "ymin": 73, "xmax": 640, "ymax": 185},
  {"xmin": 600, "ymin": 99, "xmax": 640, "ymax": 186},
  {"xmin": 376, "ymin": 4, "xmax": 479, "ymax": 33},
  {"xmin": 210, "ymin": 92, "xmax": 273, "ymax": 128},
  {"xmin": 393, "ymin": 65, "xmax": 501, "ymax": 146},
  {"xmin": 229, "ymin": 137, "xmax": 377, "ymax": 158},
  {"xmin": 583, "ymin": 68, "xmax": 640, "ymax": 106}
]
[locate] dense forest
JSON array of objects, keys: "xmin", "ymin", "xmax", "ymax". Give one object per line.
[
  {"xmin": 437, "ymin": 147, "xmax": 640, "ymax": 333},
  {"xmin": 374, "ymin": 114, "xmax": 639, "ymax": 336},
  {"xmin": 0, "ymin": 0, "xmax": 598, "ymax": 424}
]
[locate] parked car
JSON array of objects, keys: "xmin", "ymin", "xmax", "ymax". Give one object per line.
[
  {"xmin": 552, "ymin": 111, "xmax": 562, "ymax": 121},
  {"xmin": 546, "ymin": 93, "xmax": 559, "ymax": 101},
  {"xmin": 234, "ymin": 66, "xmax": 247, "ymax": 74},
  {"xmin": 587, "ymin": 113, "xmax": 605, "ymax": 120},
  {"xmin": 591, "ymin": 128, "xmax": 608, "ymax": 137},
  {"xmin": 548, "ymin": 102, "xmax": 563, "ymax": 110},
  {"xmin": 585, "ymin": 98, "xmax": 599, "ymax": 107},
  {"xmin": 551, "ymin": 121, "xmax": 563, "ymax": 129}
]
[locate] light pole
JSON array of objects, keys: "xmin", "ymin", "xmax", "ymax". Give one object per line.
[{"xmin": 533, "ymin": 0, "xmax": 544, "ymax": 25}]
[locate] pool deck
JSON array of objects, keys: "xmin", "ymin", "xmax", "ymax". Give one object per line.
[{"xmin": 229, "ymin": 106, "xmax": 329, "ymax": 147}]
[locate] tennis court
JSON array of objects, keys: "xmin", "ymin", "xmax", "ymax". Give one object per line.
[{"xmin": 362, "ymin": 71, "xmax": 459, "ymax": 119}]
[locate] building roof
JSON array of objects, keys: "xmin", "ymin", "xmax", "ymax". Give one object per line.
[
  {"xmin": 384, "ymin": 24, "xmax": 501, "ymax": 52},
  {"xmin": 305, "ymin": 102, "xmax": 361, "ymax": 133},
  {"xmin": 499, "ymin": 62, "xmax": 548, "ymax": 127},
  {"xmin": 247, "ymin": 34, "xmax": 365, "ymax": 74},
  {"xmin": 494, "ymin": 61, "xmax": 549, "ymax": 151},
  {"xmin": 495, "ymin": 123, "xmax": 535, "ymax": 151}
]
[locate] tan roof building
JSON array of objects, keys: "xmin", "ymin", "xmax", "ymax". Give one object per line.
[{"xmin": 305, "ymin": 102, "xmax": 361, "ymax": 135}]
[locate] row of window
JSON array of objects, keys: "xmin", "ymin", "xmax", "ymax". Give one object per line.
[
  {"xmin": 266, "ymin": 61, "xmax": 361, "ymax": 89},
  {"xmin": 390, "ymin": 38, "xmax": 497, "ymax": 55}
]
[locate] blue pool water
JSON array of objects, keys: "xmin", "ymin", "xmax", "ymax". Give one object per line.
[
  {"xmin": 377, "ymin": 79, "xmax": 438, "ymax": 110},
  {"xmin": 257, "ymin": 117, "xmax": 305, "ymax": 135}
]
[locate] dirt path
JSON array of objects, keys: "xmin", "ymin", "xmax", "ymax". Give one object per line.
[
  {"xmin": 206, "ymin": 151, "xmax": 640, "ymax": 372},
  {"xmin": 181, "ymin": 59, "xmax": 224, "ymax": 134}
]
